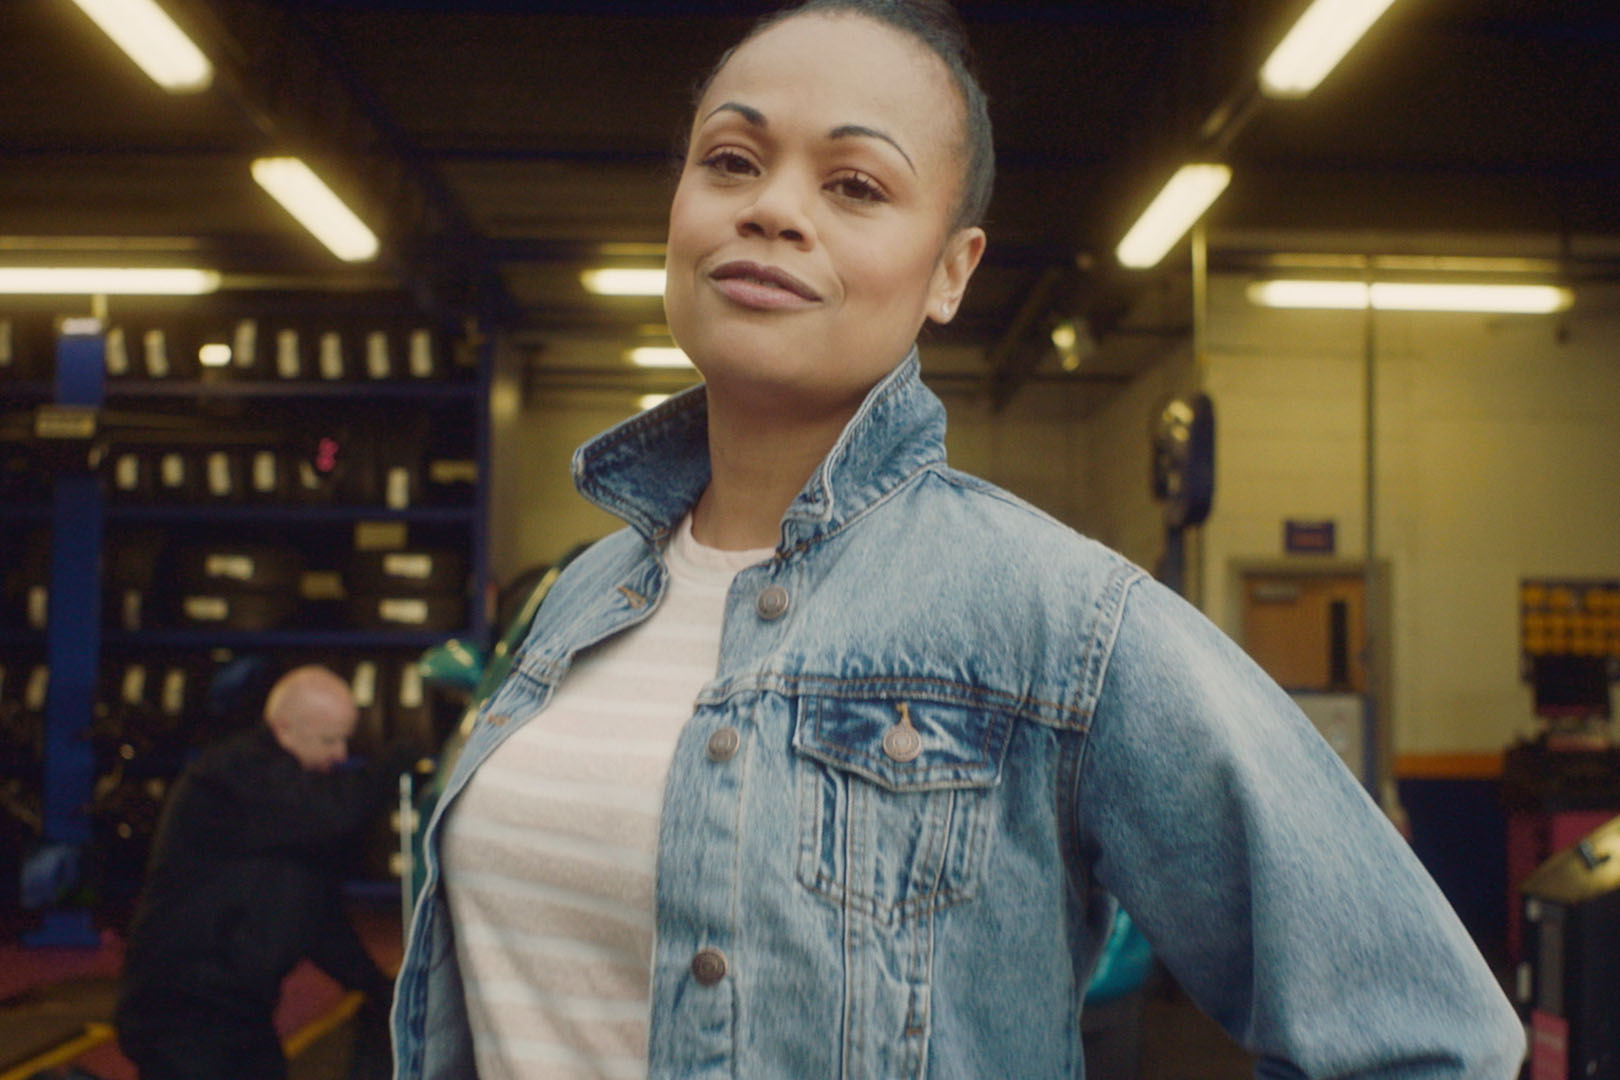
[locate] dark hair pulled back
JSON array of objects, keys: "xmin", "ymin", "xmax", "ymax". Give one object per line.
[{"xmin": 692, "ymin": 0, "xmax": 994, "ymax": 232}]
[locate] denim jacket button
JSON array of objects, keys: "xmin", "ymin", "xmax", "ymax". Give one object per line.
[
  {"xmin": 706, "ymin": 726, "xmax": 740, "ymax": 762},
  {"xmin": 691, "ymin": 947, "xmax": 728, "ymax": 986},
  {"xmin": 882, "ymin": 724, "xmax": 922, "ymax": 762},
  {"xmin": 755, "ymin": 584, "xmax": 790, "ymax": 621}
]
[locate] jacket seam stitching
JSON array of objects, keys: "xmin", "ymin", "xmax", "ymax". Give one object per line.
[{"xmin": 1073, "ymin": 571, "xmax": 1145, "ymax": 799}]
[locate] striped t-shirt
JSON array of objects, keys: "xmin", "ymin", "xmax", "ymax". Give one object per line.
[{"xmin": 440, "ymin": 516, "xmax": 772, "ymax": 1079}]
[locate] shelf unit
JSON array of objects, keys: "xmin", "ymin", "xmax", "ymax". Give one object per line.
[{"xmin": 1, "ymin": 311, "xmax": 490, "ymax": 942}]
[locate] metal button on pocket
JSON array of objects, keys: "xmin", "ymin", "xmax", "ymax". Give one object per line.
[
  {"xmin": 881, "ymin": 724, "xmax": 922, "ymax": 762},
  {"xmin": 881, "ymin": 701, "xmax": 922, "ymax": 762},
  {"xmin": 755, "ymin": 584, "xmax": 790, "ymax": 621},
  {"xmin": 486, "ymin": 713, "xmax": 509, "ymax": 728},
  {"xmin": 706, "ymin": 726, "xmax": 740, "ymax": 762},
  {"xmin": 691, "ymin": 947, "xmax": 728, "ymax": 986}
]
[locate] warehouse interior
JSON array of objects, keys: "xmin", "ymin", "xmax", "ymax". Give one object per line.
[{"xmin": 2, "ymin": 0, "xmax": 1618, "ymax": 1077}]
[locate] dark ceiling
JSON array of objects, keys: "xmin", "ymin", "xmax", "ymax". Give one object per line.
[{"xmin": 2, "ymin": 0, "xmax": 1617, "ymax": 401}]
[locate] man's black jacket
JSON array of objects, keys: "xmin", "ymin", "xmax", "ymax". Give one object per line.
[{"xmin": 117, "ymin": 726, "xmax": 414, "ymax": 1025}]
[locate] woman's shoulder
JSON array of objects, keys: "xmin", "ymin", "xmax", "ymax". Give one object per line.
[{"xmin": 900, "ymin": 463, "xmax": 1146, "ymax": 580}]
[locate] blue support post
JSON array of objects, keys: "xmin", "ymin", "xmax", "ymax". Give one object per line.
[{"xmin": 24, "ymin": 322, "xmax": 105, "ymax": 947}]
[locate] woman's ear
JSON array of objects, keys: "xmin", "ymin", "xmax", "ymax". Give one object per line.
[{"xmin": 927, "ymin": 226, "xmax": 987, "ymax": 324}]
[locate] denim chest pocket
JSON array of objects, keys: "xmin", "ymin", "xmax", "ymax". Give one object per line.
[{"xmin": 792, "ymin": 695, "xmax": 1014, "ymax": 925}]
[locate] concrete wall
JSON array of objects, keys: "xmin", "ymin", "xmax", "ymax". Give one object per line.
[{"xmin": 1198, "ymin": 275, "xmax": 1620, "ymax": 755}]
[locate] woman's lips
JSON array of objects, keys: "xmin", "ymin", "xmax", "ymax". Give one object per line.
[{"xmin": 709, "ymin": 260, "xmax": 822, "ymax": 310}]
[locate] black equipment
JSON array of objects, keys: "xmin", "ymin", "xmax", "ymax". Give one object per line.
[{"xmin": 1520, "ymin": 813, "xmax": 1620, "ymax": 1080}]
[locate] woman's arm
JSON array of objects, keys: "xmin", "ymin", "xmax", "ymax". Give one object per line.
[{"xmin": 1077, "ymin": 577, "xmax": 1524, "ymax": 1078}]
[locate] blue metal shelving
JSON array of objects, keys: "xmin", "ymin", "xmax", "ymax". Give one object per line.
[
  {"xmin": 105, "ymin": 504, "xmax": 478, "ymax": 524},
  {"xmin": 104, "ymin": 379, "xmax": 480, "ymax": 400},
  {"xmin": 104, "ymin": 628, "xmax": 462, "ymax": 649},
  {"xmin": 11, "ymin": 319, "xmax": 491, "ymax": 944}
]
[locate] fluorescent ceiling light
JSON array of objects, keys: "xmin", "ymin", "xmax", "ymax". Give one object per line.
[
  {"xmin": 627, "ymin": 346, "xmax": 693, "ymax": 369},
  {"xmin": 1248, "ymin": 280, "xmax": 1370, "ymax": 309},
  {"xmin": 1116, "ymin": 164, "xmax": 1231, "ymax": 270},
  {"xmin": 1371, "ymin": 283, "xmax": 1573, "ymax": 313},
  {"xmin": 582, "ymin": 268, "xmax": 667, "ymax": 296},
  {"xmin": 1247, "ymin": 280, "xmax": 1574, "ymax": 314},
  {"xmin": 68, "ymin": 0, "xmax": 213, "ymax": 92},
  {"xmin": 0, "ymin": 267, "xmax": 220, "ymax": 294},
  {"xmin": 251, "ymin": 157, "xmax": 380, "ymax": 262},
  {"xmin": 1260, "ymin": 0, "xmax": 1399, "ymax": 98}
]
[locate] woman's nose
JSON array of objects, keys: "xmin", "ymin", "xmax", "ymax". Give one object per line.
[{"xmin": 736, "ymin": 174, "xmax": 813, "ymax": 245}]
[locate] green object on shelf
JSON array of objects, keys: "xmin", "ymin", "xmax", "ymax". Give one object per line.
[{"xmin": 416, "ymin": 638, "xmax": 487, "ymax": 695}]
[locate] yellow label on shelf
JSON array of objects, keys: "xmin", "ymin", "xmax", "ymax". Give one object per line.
[
  {"xmin": 277, "ymin": 328, "xmax": 301, "ymax": 378},
  {"xmin": 121, "ymin": 664, "xmax": 147, "ymax": 706},
  {"xmin": 399, "ymin": 663, "xmax": 423, "ymax": 709},
  {"xmin": 252, "ymin": 451, "xmax": 278, "ymax": 492},
  {"xmin": 26, "ymin": 666, "xmax": 49, "ymax": 711},
  {"xmin": 366, "ymin": 330, "xmax": 391, "ymax": 379},
  {"xmin": 234, "ymin": 319, "xmax": 258, "ymax": 369},
  {"xmin": 319, "ymin": 331, "xmax": 344, "ymax": 380},
  {"xmin": 386, "ymin": 466, "xmax": 411, "ymax": 509},
  {"xmin": 352, "ymin": 661, "xmax": 378, "ymax": 707},
  {"xmin": 121, "ymin": 589, "xmax": 143, "ymax": 631},
  {"xmin": 160, "ymin": 452, "xmax": 186, "ymax": 489},
  {"xmin": 356, "ymin": 521, "xmax": 408, "ymax": 551},
  {"xmin": 105, "ymin": 325, "xmax": 129, "ymax": 376},
  {"xmin": 429, "ymin": 459, "xmax": 477, "ymax": 484},
  {"xmin": 204, "ymin": 554, "xmax": 255, "ymax": 581},
  {"xmin": 207, "ymin": 452, "xmax": 233, "ymax": 496},
  {"xmin": 143, "ymin": 328, "xmax": 169, "ymax": 377},
  {"xmin": 299, "ymin": 570, "xmax": 344, "ymax": 600},
  {"xmin": 380, "ymin": 597, "xmax": 429, "ymax": 625},
  {"xmin": 162, "ymin": 667, "xmax": 186, "ymax": 715},
  {"xmin": 408, "ymin": 328, "xmax": 434, "ymax": 378},
  {"xmin": 383, "ymin": 553, "xmax": 433, "ymax": 580},
  {"xmin": 183, "ymin": 595, "xmax": 230, "ymax": 621}
]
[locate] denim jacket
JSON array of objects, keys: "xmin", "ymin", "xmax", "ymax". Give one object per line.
[{"xmin": 392, "ymin": 352, "xmax": 1523, "ymax": 1079}]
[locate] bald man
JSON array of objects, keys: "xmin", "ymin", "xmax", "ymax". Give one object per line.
[{"xmin": 116, "ymin": 665, "xmax": 422, "ymax": 1080}]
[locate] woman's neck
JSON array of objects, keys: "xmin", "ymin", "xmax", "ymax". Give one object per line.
[{"xmin": 691, "ymin": 390, "xmax": 857, "ymax": 551}]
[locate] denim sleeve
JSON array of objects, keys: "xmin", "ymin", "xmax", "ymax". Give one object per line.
[{"xmin": 1077, "ymin": 577, "xmax": 1524, "ymax": 1078}]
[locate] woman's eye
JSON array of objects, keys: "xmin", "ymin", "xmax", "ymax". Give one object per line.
[
  {"xmin": 699, "ymin": 150, "xmax": 756, "ymax": 176},
  {"xmin": 828, "ymin": 171, "xmax": 887, "ymax": 203}
]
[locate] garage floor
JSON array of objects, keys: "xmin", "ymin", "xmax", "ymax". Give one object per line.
[{"xmin": 2, "ymin": 911, "xmax": 1250, "ymax": 1080}]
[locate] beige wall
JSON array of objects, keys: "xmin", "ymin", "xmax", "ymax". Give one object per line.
[
  {"xmin": 487, "ymin": 337, "xmax": 633, "ymax": 582},
  {"xmin": 1198, "ymin": 275, "xmax": 1620, "ymax": 754}
]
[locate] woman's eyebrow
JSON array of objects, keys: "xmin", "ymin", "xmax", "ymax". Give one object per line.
[
  {"xmin": 829, "ymin": 124, "xmax": 916, "ymax": 174},
  {"xmin": 702, "ymin": 101, "xmax": 766, "ymax": 128},
  {"xmin": 699, "ymin": 102, "xmax": 916, "ymax": 175}
]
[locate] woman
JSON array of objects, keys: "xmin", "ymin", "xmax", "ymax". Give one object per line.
[{"xmin": 392, "ymin": 3, "xmax": 1524, "ymax": 1077}]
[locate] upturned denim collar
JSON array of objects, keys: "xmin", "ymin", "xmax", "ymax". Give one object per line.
[{"xmin": 569, "ymin": 347, "xmax": 946, "ymax": 554}]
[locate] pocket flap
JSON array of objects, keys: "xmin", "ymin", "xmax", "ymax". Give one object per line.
[{"xmin": 794, "ymin": 695, "xmax": 1013, "ymax": 791}]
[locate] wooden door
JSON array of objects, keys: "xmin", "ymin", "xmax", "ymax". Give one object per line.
[{"xmin": 1241, "ymin": 573, "xmax": 1367, "ymax": 693}]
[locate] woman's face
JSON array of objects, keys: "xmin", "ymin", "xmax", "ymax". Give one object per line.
[{"xmin": 665, "ymin": 13, "xmax": 985, "ymax": 418}]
